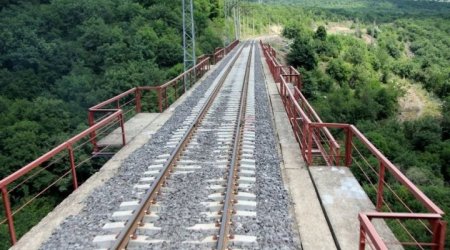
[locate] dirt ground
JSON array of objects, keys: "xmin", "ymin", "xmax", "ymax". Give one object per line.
[
  {"xmin": 317, "ymin": 22, "xmax": 376, "ymax": 45},
  {"xmin": 405, "ymin": 42, "xmax": 415, "ymax": 58},
  {"xmin": 325, "ymin": 22, "xmax": 354, "ymax": 35},
  {"xmin": 258, "ymin": 32, "xmax": 290, "ymax": 65},
  {"xmin": 257, "ymin": 27, "xmax": 440, "ymax": 122}
]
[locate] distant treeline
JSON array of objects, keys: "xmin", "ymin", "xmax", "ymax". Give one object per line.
[
  {"xmin": 0, "ymin": 0, "xmax": 226, "ymax": 248},
  {"xmin": 243, "ymin": 0, "xmax": 449, "ymax": 247}
]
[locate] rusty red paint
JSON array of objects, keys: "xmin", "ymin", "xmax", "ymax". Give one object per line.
[
  {"xmin": 1, "ymin": 187, "xmax": 16, "ymax": 245},
  {"xmin": 376, "ymin": 161, "xmax": 385, "ymax": 211},
  {"xmin": 260, "ymin": 40, "xmax": 446, "ymax": 249},
  {"xmin": 359, "ymin": 213, "xmax": 389, "ymax": 250},
  {"xmin": 68, "ymin": 146, "xmax": 78, "ymax": 190},
  {"xmin": 0, "ymin": 41, "xmax": 240, "ymax": 246}
]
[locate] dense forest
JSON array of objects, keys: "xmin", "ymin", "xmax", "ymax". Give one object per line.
[
  {"xmin": 243, "ymin": 0, "xmax": 450, "ymax": 246},
  {"xmin": 1, "ymin": 0, "xmax": 449, "ymax": 248},
  {"xmin": 0, "ymin": 0, "xmax": 226, "ymax": 247}
]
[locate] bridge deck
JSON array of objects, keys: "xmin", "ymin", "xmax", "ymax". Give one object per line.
[
  {"xmin": 261, "ymin": 44, "xmax": 336, "ymax": 250},
  {"xmin": 260, "ymin": 43, "xmax": 401, "ymax": 250},
  {"xmin": 11, "ymin": 41, "xmax": 402, "ymax": 250},
  {"xmin": 11, "ymin": 55, "xmax": 217, "ymax": 250},
  {"xmin": 310, "ymin": 166, "xmax": 402, "ymax": 250}
]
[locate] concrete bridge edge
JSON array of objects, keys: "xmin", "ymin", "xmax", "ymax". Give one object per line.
[
  {"xmin": 10, "ymin": 57, "xmax": 227, "ymax": 250},
  {"xmin": 258, "ymin": 42, "xmax": 337, "ymax": 250}
]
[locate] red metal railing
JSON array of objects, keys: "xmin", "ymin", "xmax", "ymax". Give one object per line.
[
  {"xmin": 260, "ymin": 41, "xmax": 338, "ymax": 165},
  {"xmin": 260, "ymin": 40, "xmax": 447, "ymax": 249},
  {"xmin": 88, "ymin": 40, "xmax": 239, "ymax": 153},
  {"xmin": 0, "ymin": 40, "xmax": 239, "ymax": 247},
  {"xmin": 0, "ymin": 110, "xmax": 125, "ymax": 245}
]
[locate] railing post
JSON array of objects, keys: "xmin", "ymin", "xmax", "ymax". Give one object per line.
[
  {"xmin": 67, "ymin": 146, "xmax": 78, "ymax": 190},
  {"xmin": 164, "ymin": 87, "xmax": 168, "ymax": 110},
  {"xmin": 301, "ymin": 122, "xmax": 308, "ymax": 159},
  {"xmin": 328, "ymin": 143, "xmax": 334, "ymax": 166},
  {"xmin": 135, "ymin": 88, "xmax": 141, "ymax": 113},
  {"xmin": 119, "ymin": 113, "xmax": 126, "ymax": 147},
  {"xmin": 431, "ymin": 220, "xmax": 447, "ymax": 250},
  {"xmin": 1, "ymin": 187, "xmax": 17, "ymax": 245},
  {"xmin": 376, "ymin": 161, "xmax": 385, "ymax": 211},
  {"xmin": 276, "ymin": 66, "xmax": 281, "ymax": 83},
  {"xmin": 359, "ymin": 225, "xmax": 366, "ymax": 250},
  {"xmin": 345, "ymin": 127, "xmax": 353, "ymax": 167},
  {"xmin": 307, "ymin": 124, "xmax": 313, "ymax": 165},
  {"xmin": 88, "ymin": 111, "xmax": 98, "ymax": 153}
]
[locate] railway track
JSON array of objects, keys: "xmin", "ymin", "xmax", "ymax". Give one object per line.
[{"xmin": 93, "ymin": 41, "xmax": 257, "ymax": 249}]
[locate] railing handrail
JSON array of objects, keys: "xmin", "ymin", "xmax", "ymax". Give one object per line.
[
  {"xmin": 267, "ymin": 41, "xmax": 338, "ymax": 155},
  {"xmin": 158, "ymin": 57, "xmax": 210, "ymax": 89},
  {"xmin": 295, "ymin": 88, "xmax": 340, "ymax": 150},
  {"xmin": 0, "ymin": 109, "xmax": 123, "ymax": 189},
  {"xmin": 349, "ymin": 125, "xmax": 444, "ymax": 215},
  {"xmin": 88, "ymin": 40, "xmax": 239, "ymax": 117},
  {"xmin": 365, "ymin": 212, "xmax": 442, "ymax": 220},
  {"xmin": 261, "ymin": 39, "xmax": 446, "ymax": 249},
  {"xmin": 0, "ymin": 40, "xmax": 239, "ymax": 247},
  {"xmin": 359, "ymin": 213, "xmax": 389, "ymax": 250},
  {"xmin": 88, "ymin": 57, "xmax": 211, "ymax": 111},
  {"xmin": 309, "ymin": 121, "xmax": 444, "ymax": 214},
  {"xmin": 89, "ymin": 88, "xmax": 137, "ymax": 110},
  {"xmin": 281, "ymin": 77, "xmax": 312, "ymax": 124}
]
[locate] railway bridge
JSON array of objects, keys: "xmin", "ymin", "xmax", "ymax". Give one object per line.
[{"xmin": 0, "ymin": 40, "xmax": 446, "ymax": 250}]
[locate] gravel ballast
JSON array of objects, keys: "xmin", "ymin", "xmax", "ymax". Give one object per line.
[
  {"xmin": 250, "ymin": 42, "xmax": 299, "ymax": 249},
  {"xmin": 230, "ymin": 43, "xmax": 299, "ymax": 250},
  {"xmin": 40, "ymin": 42, "xmax": 300, "ymax": 250},
  {"xmin": 40, "ymin": 45, "xmax": 241, "ymax": 250}
]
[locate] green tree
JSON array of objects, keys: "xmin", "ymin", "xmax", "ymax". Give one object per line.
[
  {"xmin": 442, "ymin": 96, "xmax": 450, "ymax": 140},
  {"xmin": 287, "ymin": 36, "xmax": 317, "ymax": 70},
  {"xmin": 314, "ymin": 25, "xmax": 327, "ymax": 41},
  {"xmin": 326, "ymin": 58, "xmax": 352, "ymax": 85},
  {"xmin": 439, "ymin": 140, "xmax": 450, "ymax": 183},
  {"xmin": 404, "ymin": 117, "xmax": 442, "ymax": 151}
]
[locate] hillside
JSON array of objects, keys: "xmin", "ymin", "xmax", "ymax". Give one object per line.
[
  {"xmin": 0, "ymin": 0, "xmax": 225, "ymax": 247},
  {"xmin": 241, "ymin": 0, "xmax": 450, "ymax": 246}
]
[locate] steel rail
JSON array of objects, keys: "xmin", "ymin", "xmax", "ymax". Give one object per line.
[
  {"xmin": 111, "ymin": 42, "xmax": 248, "ymax": 250},
  {"xmin": 216, "ymin": 41, "xmax": 254, "ymax": 250}
]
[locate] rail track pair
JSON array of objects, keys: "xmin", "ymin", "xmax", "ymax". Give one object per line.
[{"xmin": 107, "ymin": 41, "xmax": 255, "ymax": 250}]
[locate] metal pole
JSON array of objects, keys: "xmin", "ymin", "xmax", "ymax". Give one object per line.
[
  {"xmin": 376, "ymin": 161, "xmax": 385, "ymax": 211},
  {"xmin": 359, "ymin": 225, "xmax": 366, "ymax": 250},
  {"xmin": 88, "ymin": 111, "xmax": 98, "ymax": 153},
  {"xmin": 307, "ymin": 125, "xmax": 313, "ymax": 165},
  {"xmin": 345, "ymin": 127, "xmax": 353, "ymax": 166},
  {"xmin": 135, "ymin": 88, "xmax": 141, "ymax": 113},
  {"xmin": 119, "ymin": 114, "xmax": 126, "ymax": 147},
  {"xmin": 68, "ymin": 146, "xmax": 78, "ymax": 190},
  {"xmin": 1, "ymin": 187, "xmax": 17, "ymax": 245}
]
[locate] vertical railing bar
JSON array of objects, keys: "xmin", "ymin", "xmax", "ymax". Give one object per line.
[
  {"xmin": 1, "ymin": 187, "xmax": 17, "ymax": 245},
  {"xmin": 119, "ymin": 113, "xmax": 126, "ymax": 147},
  {"xmin": 68, "ymin": 146, "xmax": 78, "ymax": 190},
  {"xmin": 377, "ymin": 161, "xmax": 386, "ymax": 211}
]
